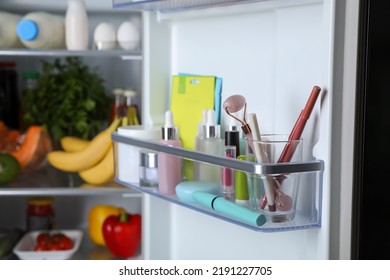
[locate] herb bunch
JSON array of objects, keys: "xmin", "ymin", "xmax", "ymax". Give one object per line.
[{"xmin": 22, "ymin": 57, "xmax": 111, "ymax": 141}]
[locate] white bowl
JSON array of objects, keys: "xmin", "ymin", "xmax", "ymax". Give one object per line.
[{"xmin": 13, "ymin": 230, "xmax": 83, "ymax": 260}]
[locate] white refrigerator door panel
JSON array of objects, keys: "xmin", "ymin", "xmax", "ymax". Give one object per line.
[
  {"xmin": 166, "ymin": 2, "xmax": 328, "ymax": 159},
  {"xmin": 142, "ymin": 197, "xmax": 324, "ymax": 260},
  {"xmin": 143, "ymin": 0, "xmax": 336, "ymax": 259}
]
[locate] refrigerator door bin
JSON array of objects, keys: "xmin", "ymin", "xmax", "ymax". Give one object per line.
[{"xmin": 112, "ymin": 132, "xmax": 324, "ymax": 232}]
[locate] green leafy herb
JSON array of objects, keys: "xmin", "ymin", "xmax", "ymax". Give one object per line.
[{"xmin": 22, "ymin": 57, "xmax": 111, "ymax": 141}]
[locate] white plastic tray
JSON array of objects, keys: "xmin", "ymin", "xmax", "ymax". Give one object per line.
[{"xmin": 13, "ymin": 230, "xmax": 83, "ymax": 260}]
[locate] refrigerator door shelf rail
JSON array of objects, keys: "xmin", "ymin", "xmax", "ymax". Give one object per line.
[
  {"xmin": 112, "ymin": 133, "xmax": 323, "ymax": 232},
  {"xmin": 112, "ymin": 133, "xmax": 324, "ymax": 176}
]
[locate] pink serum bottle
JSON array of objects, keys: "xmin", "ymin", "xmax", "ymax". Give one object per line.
[{"xmin": 158, "ymin": 110, "xmax": 182, "ymax": 195}]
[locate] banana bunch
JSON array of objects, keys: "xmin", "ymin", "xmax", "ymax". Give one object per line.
[
  {"xmin": 60, "ymin": 136, "xmax": 89, "ymax": 152},
  {"xmin": 47, "ymin": 118, "xmax": 122, "ymax": 185},
  {"xmin": 79, "ymin": 143, "xmax": 114, "ymax": 185}
]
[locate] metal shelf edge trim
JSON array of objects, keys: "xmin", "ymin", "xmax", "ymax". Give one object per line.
[{"xmin": 112, "ymin": 133, "xmax": 324, "ymax": 175}]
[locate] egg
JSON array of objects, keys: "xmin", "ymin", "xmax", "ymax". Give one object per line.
[
  {"xmin": 117, "ymin": 21, "xmax": 140, "ymax": 50},
  {"xmin": 93, "ymin": 22, "xmax": 116, "ymax": 50}
]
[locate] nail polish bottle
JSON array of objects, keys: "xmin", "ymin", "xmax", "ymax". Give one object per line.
[
  {"xmin": 198, "ymin": 109, "xmax": 223, "ymax": 184},
  {"xmin": 157, "ymin": 111, "xmax": 182, "ymax": 195}
]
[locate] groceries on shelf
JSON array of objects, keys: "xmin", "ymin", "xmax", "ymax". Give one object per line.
[{"xmin": 0, "ymin": 1, "xmax": 141, "ymax": 50}]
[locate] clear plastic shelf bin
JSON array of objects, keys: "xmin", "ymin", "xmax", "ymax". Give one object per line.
[{"xmin": 112, "ymin": 132, "xmax": 324, "ymax": 232}]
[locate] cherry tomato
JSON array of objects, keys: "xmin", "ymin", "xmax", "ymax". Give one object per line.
[
  {"xmin": 52, "ymin": 233, "xmax": 66, "ymax": 243},
  {"xmin": 34, "ymin": 232, "xmax": 74, "ymax": 251},
  {"xmin": 46, "ymin": 239, "xmax": 61, "ymax": 251},
  {"xmin": 34, "ymin": 243, "xmax": 48, "ymax": 251},
  {"xmin": 37, "ymin": 232, "xmax": 51, "ymax": 246},
  {"xmin": 58, "ymin": 236, "xmax": 73, "ymax": 250}
]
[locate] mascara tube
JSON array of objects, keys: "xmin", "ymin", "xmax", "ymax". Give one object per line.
[{"xmin": 192, "ymin": 191, "xmax": 266, "ymax": 227}]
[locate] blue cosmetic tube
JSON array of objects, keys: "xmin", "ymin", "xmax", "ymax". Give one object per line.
[{"xmin": 192, "ymin": 191, "xmax": 266, "ymax": 226}]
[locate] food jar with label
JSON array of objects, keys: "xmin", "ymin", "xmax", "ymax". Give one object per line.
[{"xmin": 26, "ymin": 197, "xmax": 55, "ymax": 231}]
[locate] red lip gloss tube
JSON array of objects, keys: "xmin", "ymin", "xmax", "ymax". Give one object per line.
[{"xmin": 222, "ymin": 145, "xmax": 236, "ymax": 202}]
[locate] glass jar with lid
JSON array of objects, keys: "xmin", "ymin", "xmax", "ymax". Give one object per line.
[{"xmin": 26, "ymin": 197, "xmax": 55, "ymax": 231}]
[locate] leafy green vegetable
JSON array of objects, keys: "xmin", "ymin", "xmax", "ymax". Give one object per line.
[{"xmin": 22, "ymin": 57, "xmax": 111, "ymax": 141}]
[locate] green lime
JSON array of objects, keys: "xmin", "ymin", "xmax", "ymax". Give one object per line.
[{"xmin": 0, "ymin": 153, "xmax": 20, "ymax": 185}]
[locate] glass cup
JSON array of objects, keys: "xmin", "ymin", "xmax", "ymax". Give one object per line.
[{"xmin": 246, "ymin": 134, "xmax": 303, "ymax": 223}]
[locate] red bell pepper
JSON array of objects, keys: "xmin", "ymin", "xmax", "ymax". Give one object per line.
[{"xmin": 102, "ymin": 209, "xmax": 141, "ymax": 258}]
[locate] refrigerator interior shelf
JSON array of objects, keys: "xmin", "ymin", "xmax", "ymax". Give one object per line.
[
  {"xmin": 112, "ymin": 133, "xmax": 323, "ymax": 232},
  {"xmin": 0, "ymin": 185, "xmax": 140, "ymax": 197},
  {"xmin": 0, "ymin": 49, "xmax": 142, "ymax": 59},
  {"xmin": 0, "ymin": 166, "xmax": 141, "ymax": 197}
]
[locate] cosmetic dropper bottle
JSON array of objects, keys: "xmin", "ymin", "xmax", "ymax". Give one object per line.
[
  {"xmin": 194, "ymin": 109, "xmax": 208, "ymax": 180},
  {"xmin": 157, "ymin": 110, "xmax": 182, "ymax": 195},
  {"xmin": 198, "ymin": 109, "xmax": 223, "ymax": 184}
]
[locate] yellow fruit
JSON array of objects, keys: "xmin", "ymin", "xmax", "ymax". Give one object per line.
[
  {"xmin": 60, "ymin": 136, "xmax": 90, "ymax": 152},
  {"xmin": 88, "ymin": 205, "xmax": 121, "ymax": 246},
  {"xmin": 47, "ymin": 118, "xmax": 120, "ymax": 172},
  {"xmin": 79, "ymin": 144, "xmax": 114, "ymax": 185}
]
